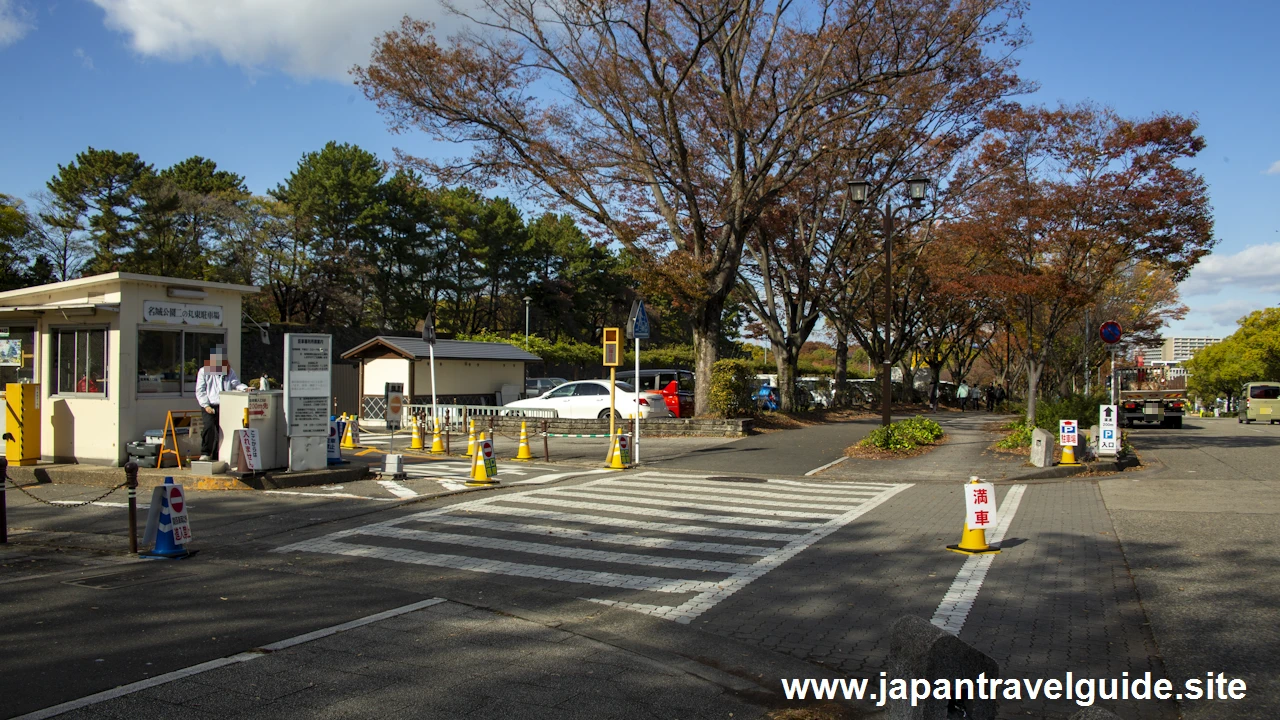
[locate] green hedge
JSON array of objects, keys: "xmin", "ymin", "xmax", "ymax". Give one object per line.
[
  {"xmin": 859, "ymin": 416, "xmax": 945, "ymax": 453},
  {"xmin": 708, "ymin": 359, "xmax": 755, "ymax": 417}
]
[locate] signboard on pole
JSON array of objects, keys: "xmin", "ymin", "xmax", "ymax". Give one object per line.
[
  {"xmin": 1059, "ymin": 419, "xmax": 1078, "ymax": 447},
  {"xmin": 964, "ymin": 481, "xmax": 997, "ymax": 530},
  {"xmin": 284, "ymin": 334, "xmax": 332, "ymax": 437},
  {"xmin": 626, "ymin": 300, "xmax": 651, "ymax": 340},
  {"xmin": 1099, "ymin": 321, "xmax": 1123, "ymax": 345},
  {"xmin": 1098, "ymin": 405, "xmax": 1119, "ymax": 456},
  {"xmin": 385, "ymin": 382, "xmax": 405, "ymax": 431}
]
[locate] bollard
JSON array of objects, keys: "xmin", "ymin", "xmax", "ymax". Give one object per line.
[
  {"xmin": 1, "ymin": 456, "xmax": 8, "ymax": 544},
  {"xmin": 542, "ymin": 420, "xmax": 550, "ymax": 462},
  {"xmin": 125, "ymin": 460, "xmax": 140, "ymax": 554}
]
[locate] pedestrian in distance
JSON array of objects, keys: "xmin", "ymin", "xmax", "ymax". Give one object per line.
[
  {"xmin": 956, "ymin": 381, "xmax": 970, "ymax": 412},
  {"xmin": 195, "ymin": 346, "xmax": 248, "ymax": 461},
  {"xmin": 985, "ymin": 383, "xmax": 996, "ymax": 412}
]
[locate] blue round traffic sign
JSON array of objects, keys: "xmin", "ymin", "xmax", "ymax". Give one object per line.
[{"xmin": 1099, "ymin": 321, "xmax": 1123, "ymax": 345}]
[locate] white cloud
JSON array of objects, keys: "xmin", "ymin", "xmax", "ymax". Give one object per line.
[
  {"xmin": 1179, "ymin": 242, "xmax": 1280, "ymax": 297},
  {"xmin": 74, "ymin": 47, "xmax": 94, "ymax": 70},
  {"xmin": 0, "ymin": 0, "xmax": 35, "ymax": 47},
  {"xmin": 90, "ymin": 0, "xmax": 461, "ymax": 81},
  {"xmin": 1267, "ymin": 160, "xmax": 1280, "ymax": 175}
]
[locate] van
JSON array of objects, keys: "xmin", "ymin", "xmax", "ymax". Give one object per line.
[
  {"xmin": 616, "ymin": 369, "xmax": 695, "ymax": 417},
  {"xmin": 1239, "ymin": 382, "xmax": 1280, "ymax": 424}
]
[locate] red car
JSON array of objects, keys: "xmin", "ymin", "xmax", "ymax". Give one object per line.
[{"xmin": 617, "ymin": 369, "xmax": 695, "ymax": 417}]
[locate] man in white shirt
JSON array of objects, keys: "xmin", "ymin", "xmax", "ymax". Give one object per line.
[{"xmin": 195, "ymin": 346, "xmax": 248, "ymax": 460}]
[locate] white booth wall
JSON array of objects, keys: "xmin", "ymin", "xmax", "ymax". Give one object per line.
[{"xmin": 0, "ymin": 273, "xmax": 255, "ymax": 466}]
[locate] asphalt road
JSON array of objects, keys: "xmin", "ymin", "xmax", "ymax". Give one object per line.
[
  {"xmin": 1101, "ymin": 417, "xmax": 1280, "ymax": 720},
  {"xmin": 4, "ymin": 414, "xmax": 1278, "ymax": 719}
]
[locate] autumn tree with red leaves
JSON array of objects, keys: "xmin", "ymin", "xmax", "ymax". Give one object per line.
[
  {"xmin": 354, "ymin": 0, "xmax": 1027, "ymax": 414},
  {"xmin": 945, "ymin": 102, "xmax": 1215, "ymax": 422}
]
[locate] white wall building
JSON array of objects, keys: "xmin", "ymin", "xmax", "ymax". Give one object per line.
[
  {"xmin": 0, "ymin": 273, "xmax": 258, "ymax": 466},
  {"xmin": 1161, "ymin": 336, "xmax": 1222, "ymax": 362},
  {"xmin": 342, "ymin": 336, "xmax": 541, "ymax": 418}
]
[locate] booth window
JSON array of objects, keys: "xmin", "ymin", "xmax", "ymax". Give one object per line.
[
  {"xmin": 137, "ymin": 328, "xmax": 224, "ymax": 396},
  {"xmin": 52, "ymin": 328, "xmax": 107, "ymax": 395},
  {"xmin": 0, "ymin": 327, "xmax": 37, "ymax": 389}
]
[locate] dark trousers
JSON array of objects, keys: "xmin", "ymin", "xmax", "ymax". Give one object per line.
[{"xmin": 201, "ymin": 405, "xmax": 221, "ymax": 457}]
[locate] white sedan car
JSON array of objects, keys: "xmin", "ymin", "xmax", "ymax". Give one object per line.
[{"xmin": 504, "ymin": 380, "xmax": 673, "ymax": 419}]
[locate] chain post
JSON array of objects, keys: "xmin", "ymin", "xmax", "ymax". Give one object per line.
[
  {"xmin": 125, "ymin": 460, "xmax": 139, "ymax": 554},
  {"xmin": 543, "ymin": 420, "xmax": 549, "ymax": 462},
  {"xmin": 1, "ymin": 456, "xmax": 8, "ymax": 544}
]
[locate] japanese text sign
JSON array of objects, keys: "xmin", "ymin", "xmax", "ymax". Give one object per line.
[
  {"xmin": 964, "ymin": 481, "xmax": 997, "ymax": 529},
  {"xmin": 1059, "ymin": 419, "xmax": 1078, "ymax": 447}
]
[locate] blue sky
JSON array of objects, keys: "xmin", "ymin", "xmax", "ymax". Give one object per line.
[{"xmin": 2, "ymin": 0, "xmax": 1277, "ymax": 339}]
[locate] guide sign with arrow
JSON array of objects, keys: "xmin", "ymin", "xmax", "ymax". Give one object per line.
[{"xmin": 1099, "ymin": 404, "xmax": 1119, "ymax": 456}]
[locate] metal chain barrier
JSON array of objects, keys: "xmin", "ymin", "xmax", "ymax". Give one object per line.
[{"xmin": 6, "ymin": 478, "xmax": 128, "ymax": 507}]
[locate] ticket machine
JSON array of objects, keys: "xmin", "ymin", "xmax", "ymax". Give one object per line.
[{"xmin": 217, "ymin": 390, "xmax": 288, "ymax": 471}]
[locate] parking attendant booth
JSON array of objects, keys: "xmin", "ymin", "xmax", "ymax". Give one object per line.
[{"xmin": 0, "ymin": 272, "xmax": 258, "ymax": 466}]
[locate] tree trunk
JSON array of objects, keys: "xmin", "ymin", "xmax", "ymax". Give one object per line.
[
  {"xmin": 833, "ymin": 333, "xmax": 849, "ymax": 407},
  {"xmin": 928, "ymin": 361, "xmax": 944, "ymax": 410},
  {"xmin": 692, "ymin": 296, "xmax": 725, "ymax": 417},
  {"xmin": 1025, "ymin": 358, "xmax": 1044, "ymax": 425},
  {"xmin": 776, "ymin": 343, "xmax": 798, "ymax": 412}
]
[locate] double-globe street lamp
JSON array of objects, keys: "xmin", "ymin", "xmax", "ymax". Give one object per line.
[{"xmin": 847, "ymin": 175, "xmax": 930, "ymax": 427}]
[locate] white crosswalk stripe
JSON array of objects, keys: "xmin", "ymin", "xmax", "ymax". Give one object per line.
[{"xmin": 276, "ymin": 473, "xmax": 910, "ymax": 623}]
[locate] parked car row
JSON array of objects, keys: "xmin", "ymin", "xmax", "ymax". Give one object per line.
[
  {"xmin": 504, "ymin": 379, "xmax": 673, "ymax": 419},
  {"xmin": 515, "ymin": 370, "xmax": 695, "ymax": 419}
]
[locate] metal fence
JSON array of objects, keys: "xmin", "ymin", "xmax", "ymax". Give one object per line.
[{"xmin": 405, "ymin": 403, "xmax": 558, "ymax": 430}]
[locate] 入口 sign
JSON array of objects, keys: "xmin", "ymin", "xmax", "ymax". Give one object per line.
[
  {"xmin": 1098, "ymin": 405, "xmax": 1119, "ymax": 456},
  {"xmin": 964, "ymin": 481, "xmax": 997, "ymax": 529}
]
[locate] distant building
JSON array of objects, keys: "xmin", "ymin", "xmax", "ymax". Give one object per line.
[{"xmin": 1161, "ymin": 336, "xmax": 1222, "ymax": 362}]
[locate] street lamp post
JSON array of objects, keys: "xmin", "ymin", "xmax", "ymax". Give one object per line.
[
  {"xmin": 848, "ymin": 175, "xmax": 929, "ymax": 427},
  {"xmin": 523, "ymin": 296, "xmax": 532, "ymax": 350}
]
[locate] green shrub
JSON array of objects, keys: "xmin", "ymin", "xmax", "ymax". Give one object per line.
[
  {"xmin": 861, "ymin": 425, "xmax": 916, "ymax": 451},
  {"xmin": 996, "ymin": 418, "xmax": 1034, "ymax": 449},
  {"xmin": 897, "ymin": 416, "xmax": 944, "ymax": 444},
  {"xmin": 708, "ymin": 359, "xmax": 755, "ymax": 417},
  {"xmin": 1034, "ymin": 392, "xmax": 1109, "ymax": 433},
  {"xmin": 859, "ymin": 416, "xmax": 945, "ymax": 453}
]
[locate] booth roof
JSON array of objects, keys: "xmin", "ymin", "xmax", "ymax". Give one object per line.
[
  {"xmin": 342, "ymin": 336, "xmax": 542, "ymax": 363},
  {"xmin": 0, "ymin": 271, "xmax": 259, "ymax": 302}
]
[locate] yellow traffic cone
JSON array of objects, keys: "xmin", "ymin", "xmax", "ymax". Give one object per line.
[
  {"xmin": 430, "ymin": 416, "xmax": 445, "ymax": 455},
  {"xmin": 467, "ymin": 432, "xmax": 499, "ymax": 486},
  {"xmin": 946, "ymin": 522, "xmax": 1000, "ymax": 555},
  {"xmin": 946, "ymin": 478, "xmax": 1000, "ymax": 555},
  {"xmin": 466, "ymin": 419, "xmax": 476, "ymax": 456},
  {"xmin": 513, "ymin": 421, "xmax": 534, "ymax": 461},
  {"xmin": 341, "ymin": 414, "xmax": 358, "ymax": 449},
  {"xmin": 1059, "ymin": 443, "xmax": 1080, "ymax": 466},
  {"xmin": 607, "ymin": 428, "xmax": 629, "ymax": 470},
  {"xmin": 410, "ymin": 415, "xmax": 424, "ymax": 450}
]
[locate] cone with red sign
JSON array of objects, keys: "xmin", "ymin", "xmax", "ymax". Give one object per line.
[
  {"xmin": 341, "ymin": 414, "xmax": 360, "ymax": 449},
  {"xmin": 140, "ymin": 476, "xmax": 194, "ymax": 560},
  {"xmin": 946, "ymin": 476, "xmax": 1000, "ymax": 555},
  {"xmin": 606, "ymin": 428, "xmax": 631, "ymax": 470},
  {"xmin": 467, "ymin": 432, "xmax": 500, "ymax": 486}
]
